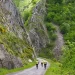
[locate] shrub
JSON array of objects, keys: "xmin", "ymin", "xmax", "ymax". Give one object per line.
[
  {"xmin": 23, "ymin": 12, "xmax": 31, "ymax": 22},
  {"xmin": 46, "ymin": 22, "xmax": 56, "ymax": 32},
  {"xmin": 51, "ymin": 34, "xmax": 57, "ymax": 41},
  {"xmin": 45, "ymin": 12, "xmax": 55, "ymax": 22},
  {"xmin": 0, "ymin": 25, "xmax": 6, "ymax": 33},
  {"xmin": 61, "ymin": 41, "xmax": 75, "ymax": 70},
  {"xmin": 60, "ymin": 22, "xmax": 70, "ymax": 34},
  {"xmin": 13, "ymin": 0, "xmax": 20, "ymax": 7},
  {"xmin": 32, "ymin": 0, "xmax": 36, "ymax": 4},
  {"xmin": 64, "ymin": 31, "xmax": 75, "ymax": 42}
]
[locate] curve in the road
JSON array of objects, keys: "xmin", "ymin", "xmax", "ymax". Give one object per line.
[{"xmin": 7, "ymin": 58, "xmax": 50, "ymax": 75}]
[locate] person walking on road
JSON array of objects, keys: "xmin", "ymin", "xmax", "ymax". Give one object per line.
[
  {"xmin": 36, "ymin": 60, "xmax": 39, "ymax": 69},
  {"xmin": 41, "ymin": 61, "xmax": 43, "ymax": 67},
  {"xmin": 44, "ymin": 61, "xmax": 47, "ymax": 69}
]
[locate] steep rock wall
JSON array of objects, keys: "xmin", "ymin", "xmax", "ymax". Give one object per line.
[
  {"xmin": 28, "ymin": 0, "xmax": 50, "ymax": 54},
  {"xmin": 0, "ymin": 44, "xmax": 22, "ymax": 69},
  {"xmin": 0, "ymin": 0, "xmax": 26, "ymax": 39},
  {"xmin": 0, "ymin": 0, "xmax": 33, "ymax": 69},
  {"xmin": 0, "ymin": 0, "xmax": 50, "ymax": 69}
]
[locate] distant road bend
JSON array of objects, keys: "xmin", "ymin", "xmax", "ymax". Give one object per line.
[{"xmin": 7, "ymin": 58, "xmax": 50, "ymax": 75}]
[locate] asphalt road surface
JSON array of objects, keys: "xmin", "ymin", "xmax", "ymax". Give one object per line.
[{"xmin": 7, "ymin": 58, "xmax": 50, "ymax": 75}]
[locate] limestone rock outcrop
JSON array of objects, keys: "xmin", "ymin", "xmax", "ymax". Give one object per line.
[
  {"xmin": 0, "ymin": 0, "xmax": 50, "ymax": 69},
  {"xmin": 0, "ymin": 44, "xmax": 22, "ymax": 69},
  {"xmin": 28, "ymin": 0, "xmax": 50, "ymax": 53},
  {"xmin": 0, "ymin": 0, "xmax": 33, "ymax": 69}
]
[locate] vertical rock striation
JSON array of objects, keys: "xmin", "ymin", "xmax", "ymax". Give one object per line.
[
  {"xmin": 0, "ymin": 0, "xmax": 50, "ymax": 69},
  {"xmin": 0, "ymin": 0, "xmax": 33, "ymax": 69},
  {"xmin": 28, "ymin": 0, "xmax": 50, "ymax": 54},
  {"xmin": 0, "ymin": 0, "xmax": 25, "ymax": 39}
]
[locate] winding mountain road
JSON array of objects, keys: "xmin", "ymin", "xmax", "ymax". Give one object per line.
[{"xmin": 7, "ymin": 58, "xmax": 50, "ymax": 75}]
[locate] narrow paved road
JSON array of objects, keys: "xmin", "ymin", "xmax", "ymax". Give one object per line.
[{"xmin": 7, "ymin": 58, "xmax": 50, "ymax": 75}]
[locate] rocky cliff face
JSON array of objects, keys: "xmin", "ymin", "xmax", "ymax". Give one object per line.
[
  {"xmin": 0, "ymin": 0, "xmax": 49, "ymax": 69},
  {"xmin": 0, "ymin": 0, "xmax": 33, "ymax": 69},
  {"xmin": 28, "ymin": 0, "xmax": 50, "ymax": 54},
  {"xmin": 0, "ymin": 44, "xmax": 22, "ymax": 69},
  {"xmin": 0, "ymin": 0, "xmax": 25, "ymax": 38}
]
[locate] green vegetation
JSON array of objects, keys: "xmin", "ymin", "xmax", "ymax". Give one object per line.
[
  {"xmin": 0, "ymin": 25, "xmax": 7, "ymax": 33},
  {"xmin": 39, "ymin": 19, "xmax": 57, "ymax": 58},
  {"xmin": 61, "ymin": 41, "xmax": 75, "ymax": 73},
  {"xmin": 45, "ymin": 59, "xmax": 62, "ymax": 75},
  {"xmin": 13, "ymin": 0, "xmax": 40, "ymax": 28},
  {"xmin": 0, "ymin": 0, "xmax": 38, "ymax": 74},
  {"xmin": 45, "ymin": 59, "xmax": 75, "ymax": 75},
  {"xmin": 44, "ymin": 0, "xmax": 75, "ymax": 74},
  {"xmin": 39, "ymin": 46, "xmax": 54, "ymax": 58},
  {"xmin": 0, "ymin": 31, "xmax": 33, "ymax": 62},
  {"xmin": 0, "ymin": 22, "xmax": 33, "ymax": 65},
  {"xmin": 13, "ymin": 0, "xmax": 20, "ymax": 7},
  {"xmin": 1, "ymin": 0, "xmax": 75, "ymax": 74},
  {"xmin": 0, "ymin": 61, "xmax": 36, "ymax": 75}
]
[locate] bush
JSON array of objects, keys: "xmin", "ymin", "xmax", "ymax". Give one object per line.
[
  {"xmin": 45, "ymin": 12, "xmax": 55, "ymax": 22},
  {"xmin": 61, "ymin": 41, "xmax": 75, "ymax": 70},
  {"xmin": 64, "ymin": 31, "xmax": 75, "ymax": 42},
  {"xmin": 51, "ymin": 34, "xmax": 57, "ymax": 41},
  {"xmin": 13, "ymin": 0, "xmax": 20, "ymax": 7},
  {"xmin": 39, "ymin": 47, "xmax": 54, "ymax": 58},
  {"xmin": 0, "ymin": 25, "xmax": 6, "ymax": 33},
  {"xmin": 32, "ymin": 0, "xmax": 37, "ymax": 4},
  {"xmin": 46, "ymin": 23, "xmax": 56, "ymax": 32},
  {"xmin": 23, "ymin": 12, "xmax": 31, "ymax": 22},
  {"xmin": 60, "ymin": 22, "xmax": 70, "ymax": 34},
  {"xmin": 53, "ymin": 14, "xmax": 63, "ymax": 24}
]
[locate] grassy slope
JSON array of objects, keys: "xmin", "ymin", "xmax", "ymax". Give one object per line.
[
  {"xmin": 45, "ymin": 59, "xmax": 75, "ymax": 75},
  {"xmin": 45, "ymin": 60, "xmax": 61, "ymax": 75}
]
